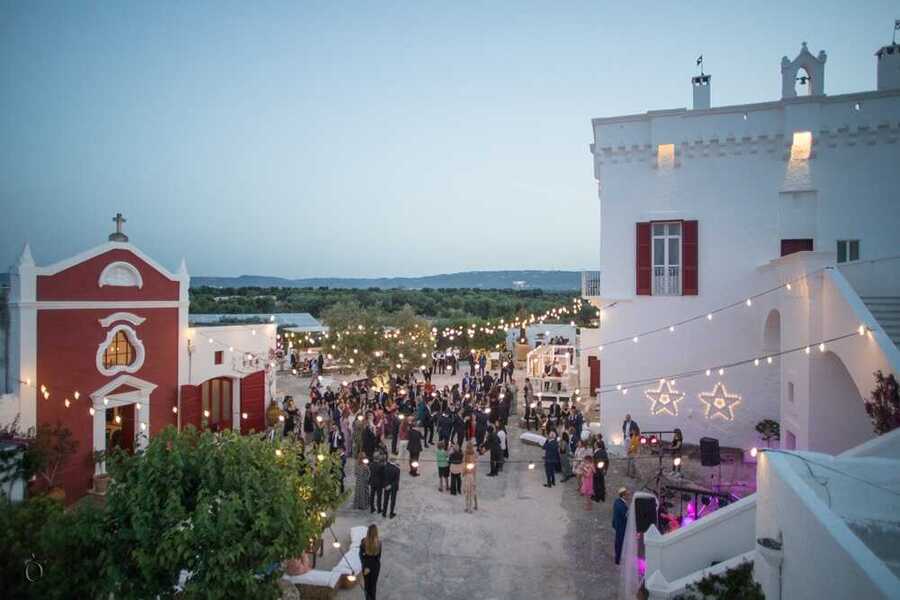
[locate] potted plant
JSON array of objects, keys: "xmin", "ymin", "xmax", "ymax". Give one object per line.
[
  {"xmin": 754, "ymin": 419, "xmax": 780, "ymax": 448},
  {"xmin": 31, "ymin": 422, "xmax": 79, "ymax": 500},
  {"xmin": 91, "ymin": 450, "xmax": 111, "ymax": 495},
  {"xmin": 865, "ymin": 370, "xmax": 900, "ymax": 435}
]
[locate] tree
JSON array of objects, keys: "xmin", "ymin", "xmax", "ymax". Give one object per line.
[
  {"xmin": 674, "ymin": 561, "xmax": 764, "ymax": 600},
  {"xmin": 865, "ymin": 370, "xmax": 900, "ymax": 435},
  {"xmin": 102, "ymin": 426, "xmax": 346, "ymax": 599},
  {"xmin": 754, "ymin": 419, "xmax": 780, "ymax": 447},
  {"xmin": 31, "ymin": 422, "xmax": 79, "ymax": 492}
]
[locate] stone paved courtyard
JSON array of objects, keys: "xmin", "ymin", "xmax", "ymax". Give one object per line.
[{"xmin": 280, "ymin": 369, "xmax": 629, "ymax": 600}]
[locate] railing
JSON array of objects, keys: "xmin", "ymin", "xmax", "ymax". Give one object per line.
[
  {"xmin": 581, "ymin": 271, "xmax": 602, "ymax": 297},
  {"xmin": 653, "ymin": 266, "xmax": 681, "ymax": 296}
]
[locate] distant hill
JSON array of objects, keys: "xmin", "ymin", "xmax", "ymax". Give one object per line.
[{"xmin": 191, "ymin": 270, "xmax": 581, "ymax": 291}]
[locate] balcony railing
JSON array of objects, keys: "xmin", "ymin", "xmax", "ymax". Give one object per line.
[
  {"xmin": 653, "ymin": 266, "xmax": 681, "ymax": 296},
  {"xmin": 581, "ymin": 271, "xmax": 602, "ymax": 297}
]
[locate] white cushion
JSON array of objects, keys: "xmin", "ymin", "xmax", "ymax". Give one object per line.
[
  {"xmin": 520, "ymin": 432, "xmax": 547, "ymax": 446},
  {"xmin": 332, "ymin": 550, "xmax": 362, "ymax": 575},
  {"xmin": 350, "ymin": 526, "xmax": 367, "ymax": 548},
  {"xmin": 282, "ymin": 569, "xmax": 336, "ymax": 587}
]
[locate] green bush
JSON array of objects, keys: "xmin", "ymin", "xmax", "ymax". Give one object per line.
[{"xmin": 675, "ymin": 561, "xmax": 764, "ymax": 600}]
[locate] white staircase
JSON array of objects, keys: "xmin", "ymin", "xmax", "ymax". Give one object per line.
[{"xmin": 861, "ymin": 297, "xmax": 900, "ymax": 349}]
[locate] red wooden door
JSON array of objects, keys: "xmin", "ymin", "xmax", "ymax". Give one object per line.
[
  {"xmin": 241, "ymin": 371, "xmax": 266, "ymax": 434},
  {"xmin": 588, "ymin": 356, "xmax": 601, "ymax": 394},
  {"xmin": 636, "ymin": 222, "xmax": 652, "ymax": 295},
  {"xmin": 180, "ymin": 384, "xmax": 202, "ymax": 431}
]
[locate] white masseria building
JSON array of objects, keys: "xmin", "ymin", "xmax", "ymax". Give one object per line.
[
  {"xmin": 580, "ymin": 39, "xmax": 900, "ymax": 599},
  {"xmin": 581, "ymin": 40, "xmax": 900, "ymax": 456}
]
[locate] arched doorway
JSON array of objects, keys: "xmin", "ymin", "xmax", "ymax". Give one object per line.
[
  {"xmin": 763, "ymin": 309, "xmax": 781, "ymax": 354},
  {"xmin": 201, "ymin": 377, "xmax": 235, "ymax": 432},
  {"xmin": 809, "ymin": 351, "xmax": 874, "ymax": 453}
]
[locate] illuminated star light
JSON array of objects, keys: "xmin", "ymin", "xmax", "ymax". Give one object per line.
[
  {"xmin": 698, "ymin": 382, "xmax": 742, "ymax": 421},
  {"xmin": 644, "ymin": 379, "xmax": 685, "ymax": 416}
]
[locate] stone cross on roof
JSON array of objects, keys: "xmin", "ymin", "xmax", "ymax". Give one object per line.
[{"xmin": 109, "ymin": 212, "xmax": 129, "ymax": 242}]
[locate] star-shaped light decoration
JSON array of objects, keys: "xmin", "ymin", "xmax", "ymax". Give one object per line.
[
  {"xmin": 698, "ymin": 382, "xmax": 742, "ymax": 421},
  {"xmin": 645, "ymin": 379, "xmax": 685, "ymax": 416}
]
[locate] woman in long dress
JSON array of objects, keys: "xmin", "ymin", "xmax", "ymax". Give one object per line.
[
  {"xmin": 580, "ymin": 456, "xmax": 595, "ymax": 510},
  {"xmin": 462, "ymin": 442, "xmax": 478, "ymax": 513},
  {"xmin": 353, "ymin": 452, "xmax": 370, "ymax": 510},
  {"xmin": 560, "ymin": 431, "xmax": 574, "ymax": 481}
]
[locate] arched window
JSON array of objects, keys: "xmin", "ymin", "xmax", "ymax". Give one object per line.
[{"xmin": 104, "ymin": 330, "xmax": 135, "ymax": 369}]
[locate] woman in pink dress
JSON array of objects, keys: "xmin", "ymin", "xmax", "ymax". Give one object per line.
[{"xmin": 580, "ymin": 456, "xmax": 596, "ymax": 511}]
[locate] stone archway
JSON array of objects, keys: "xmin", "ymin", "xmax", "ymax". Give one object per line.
[{"xmin": 809, "ymin": 351, "xmax": 874, "ymax": 454}]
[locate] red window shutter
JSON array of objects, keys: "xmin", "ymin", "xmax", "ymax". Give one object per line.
[
  {"xmin": 636, "ymin": 222, "xmax": 651, "ymax": 295},
  {"xmin": 240, "ymin": 371, "xmax": 267, "ymax": 434},
  {"xmin": 682, "ymin": 220, "xmax": 699, "ymax": 295},
  {"xmin": 180, "ymin": 384, "xmax": 202, "ymax": 430}
]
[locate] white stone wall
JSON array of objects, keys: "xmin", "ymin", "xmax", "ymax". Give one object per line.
[
  {"xmin": 586, "ymin": 84, "xmax": 900, "ymax": 452},
  {"xmin": 185, "ymin": 323, "xmax": 277, "ymax": 386}
]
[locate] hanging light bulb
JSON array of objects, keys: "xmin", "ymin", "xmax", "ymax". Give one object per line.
[
  {"xmin": 242, "ymin": 412, "xmax": 248, "ymax": 419},
  {"xmin": 632, "ymin": 336, "xmax": 639, "ymax": 343},
  {"xmin": 818, "ymin": 342, "xmax": 826, "ymax": 352},
  {"xmin": 89, "ymin": 407, "xmax": 96, "ymax": 416},
  {"xmin": 705, "ymin": 369, "xmax": 711, "ymax": 376},
  {"xmin": 172, "ymin": 405, "xmax": 179, "ymax": 414},
  {"xmin": 745, "ymin": 298, "xmax": 752, "ymax": 307},
  {"xmin": 669, "ymin": 325, "xmax": 675, "ymax": 333},
  {"xmin": 74, "ymin": 391, "xmax": 80, "ymax": 400},
  {"xmin": 103, "ymin": 397, "xmax": 109, "ymax": 406},
  {"xmin": 528, "ymin": 463, "xmax": 535, "ymax": 470},
  {"xmin": 136, "ymin": 402, "xmax": 142, "ymax": 411},
  {"xmin": 718, "ymin": 368, "xmax": 725, "ymax": 376},
  {"xmin": 786, "ymin": 283, "xmax": 792, "ymax": 291},
  {"xmin": 275, "ymin": 449, "xmax": 283, "ymax": 457},
  {"xmin": 804, "ymin": 346, "xmax": 811, "ymax": 355},
  {"xmin": 750, "ymin": 447, "xmax": 758, "ymax": 458},
  {"xmin": 64, "ymin": 398, "xmax": 71, "ymax": 408},
  {"xmin": 707, "ymin": 313, "xmax": 713, "ymax": 321},
  {"xmin": 767, "ymin": 356, "xmax": 773, "ymax": 365},
  {"xmin": 754, "ymin": 358, "xmax": 760, "ymax": 366}
]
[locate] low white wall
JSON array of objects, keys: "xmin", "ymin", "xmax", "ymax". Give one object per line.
[
  {"xmin": 645, "ymin": 494, "xmax": 757, "ymax": 584},
  {"xmin": 755, "ymin": 451, "xmax": 900, "ymax": 600}
]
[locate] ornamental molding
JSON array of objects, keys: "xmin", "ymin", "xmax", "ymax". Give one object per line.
[
  {"xmin": 98, "ymin": 312, "xmax": 147, "ymax": 328},
  {"xmin": 96, "ymin": 323, "xmax": 146, "ymax": 377},
  {"xmin": 98, "ymin": 261, "xmax": 143, "ymax": 289},
  {"xmin": 592, "ymin": 121, "xmax": 900, "ymax": 166}
]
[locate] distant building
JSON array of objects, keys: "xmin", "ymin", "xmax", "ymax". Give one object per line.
[
  {"xmin": 1, "ymin": 216, "xmax": 275, "ymax": 500},
  {"xmin": 512, "ymin": 280, "xmax": 527, "ymax": 290}
]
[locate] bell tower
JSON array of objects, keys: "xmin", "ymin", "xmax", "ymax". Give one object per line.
[{"xmin": 781, "ymin": 42, "xmax": 827, "ymax": 98}]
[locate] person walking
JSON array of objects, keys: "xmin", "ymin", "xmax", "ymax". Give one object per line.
[
  {"xmin": 435, "ymin": 441, "xmax": 450, "ymax": 492},
  {"xmin": 359, "ymin": 524, "xmax": 382, "ymax": 600},
  {"xmin": 448, "ymin": 442, "xmax": 463, "ymax": 496},
  {"xmin": 542, "ymin": 431, "xmax": 560, "ymax": 487},
  {"xmin": 463, "ymin": 442, "xmax": 479, "ymax": 513},
  {"xmin": 613, "ymin": 488, "xmax": 629, "ymax": 565},
  {"xmin": 354, "ymin": 453, "xmax": 370, "ymax": 510}
]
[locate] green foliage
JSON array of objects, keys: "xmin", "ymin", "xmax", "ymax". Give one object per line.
[
  {"xmin": 190, "ymin": 285, "xmax": 581, "ymax": 323},
  {"xmin": 31, "ymin": 422, "xmax": 79, "ymax": 488},
  {"xmin": 866, "ymin": 370, "xmax": 900, "ymax": 435},
  {"xmin": 0, "ymin": 494, "xmax": 107, "ymax": 599},
  {"xmin": 102, "ymin": 426, "xmax": 346, "ymax": 599},
  {"xmin": 674, "ymin": 561, "xmax": 764, "ymax": 600},
  {"xmin": 754, "ymin": 419, "xmax": 780, "ymax": 445},
  {"xmin": 318, "ymin": 302, "xmax": 435, "ymax": 378}
]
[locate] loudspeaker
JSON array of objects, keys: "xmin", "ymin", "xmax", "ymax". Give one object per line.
[
  {"xmin": 634, "ymin": 496, "xmax": 658, "ymax": 533},
  {"xmin": 700, "ymin": 437, "xmax": 721, "ymax": 467}
]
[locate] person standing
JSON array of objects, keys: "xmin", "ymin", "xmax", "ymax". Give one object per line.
[
  {"xmin": 560, "ymin": 431, "xmax": 574, "ymax": 482},
  {"xmin": 359, "ymin": 524, "xmax": 382, "ymax": 600},
  {"xmin": 380, "ymin": 462, "xmax": 400, "ymax": 518},
  {"xmin": 354, "ymin": 453, "xmax": 371, "ymax": 510},
  {"xmin": 484, "ymin": 425, "xmax": 502, "ymax": 476},
  {"xmin": 542, "ymin": 431, "xmax": 560, "ymax": 487},
  {"xmin": 462, "ymin": 442, "xmax": 478, "ymax": 513},
  {"xmin": 626, "ymin": 428, "xmax": 640, "ymax": 478},
  {"xmin": 435, "ymin": 441, "xmax": 450, "ymax": 492},
  {"xmin": 622, "ymin": 414, "xmax": 639, "ymax": 440},
  {"xmin": 420, "ymin": 398, "xmax": 434, "ymax": 448},
  {"xmin": 580, "ymin": 456, "xmax": 596, "ymax": 511},
  {"xmin": 613, "ymin": 488, "xmax": 629, "ymax": 565},
  {"xmin": 448, "ymin": 442, "xmax": 463, "ymax": 496},
  {"xmin": 407, "ymin": 426, "xmax": 422, "ymax": 477}
]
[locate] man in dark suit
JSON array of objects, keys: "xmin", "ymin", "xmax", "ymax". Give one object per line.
[
  {"xmin": 484, "ymin": 425, "xmax": 503, "ymax": 476},
  {"xmin": 362, "ymin": 417, "xmax": 378, "ymax": 460},
  {"xmin": 612, "ymin": 487, "xmax": 629, "ymax": 564},
  {"xmin": 380, "ymin": 462, "xmax": 401, "ymax": 518},
  {"xmin": 548, "ymin": 399, "xmax": 561, "ymax": 430},
  {"xmin": 542, "ymin": 431, "xmax": 560, "ymax": 487},
  {"xmin": 622, "ymin": 414, "xmax": 639, "ymax": 440},
  {"xmin": 407, "ymin": 426, "xmax": 422, "ymax": 476}
]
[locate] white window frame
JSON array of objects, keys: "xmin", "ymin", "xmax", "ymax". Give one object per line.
[{"xmin": 652, "ymin": 222, "xmax": 682, "ymax": 296}]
